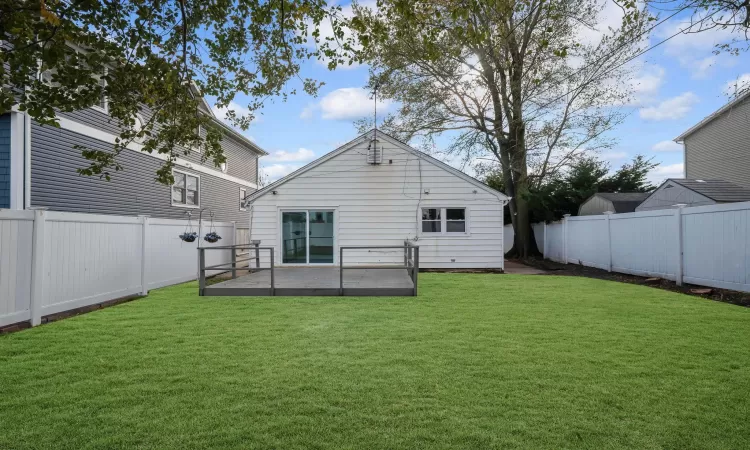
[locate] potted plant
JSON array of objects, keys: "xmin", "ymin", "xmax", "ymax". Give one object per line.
[
  {"xmin": 179, "ymin": 231, "xmax": 198, "ymax": 242},
  {"xmin": 204, "ymin": 231, "xmax": 222, "ymax": 243}
]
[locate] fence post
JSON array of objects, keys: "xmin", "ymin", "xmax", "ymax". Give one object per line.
[
  {"xmin": 339, "ymin": 247, "xmax": 344, "ymax": 296},
  {"xmin": 604, "ymin": 211, "xmax": 613, "ymax": 272},
  {"xmin": 413, "ymin": 246, "xmax": 419, "ymax": 296},
  {"xmin": 139, "ymin": 215, "xmax": 150, "ymax": 296},
  {"xmin": 562, "ymin": 214, "xmax": 571, "ymax": 264},
  {"xmin": 675, "ymin": 205, "xmax": 685, "ymax": 286},
  {"xmin": 252, "ymin": 240, "xmax": 261, "ymax": 269},
  {"xmin": 543, "ymin": 222, "xmax": 548, "ymax": 259},
  {"xmin": 198, "ymin": 248, "xmax": 206, "ymax": 296},
  {"xmin": 29, "ymin": 208, "xmax": 48, "ymax": 326},
  {"xmin": 270, "ymin": 249, "xmax": 275, "ymax": 296},
  {"xmin": 404, "ymin": 241, "xmax": 408, "ymax": 267}
]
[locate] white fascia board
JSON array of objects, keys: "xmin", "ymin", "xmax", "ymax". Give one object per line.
[{"xmin": 56, "ymin": 116, "xmax": 257, "ymax": 189}]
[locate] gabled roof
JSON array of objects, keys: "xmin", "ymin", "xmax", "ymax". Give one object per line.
[
  {"xmin": 666, "ymin": 179, "xmax": 750, "ymax": 203},
  {"xmin": 247, "ymin": 129, "xmax": 509, "ymax": 203},
  {"xmin": 674, "ymin": 90, "xmax": 750, "ymax": 142},
  {"xmin": 582, "ymin": 192, "xmax": 649, "ymax": 213}
]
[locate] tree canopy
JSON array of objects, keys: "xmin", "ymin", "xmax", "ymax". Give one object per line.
[{"xmin": 1, "ymin": 0, "xmax": 353, "ymax": 183}]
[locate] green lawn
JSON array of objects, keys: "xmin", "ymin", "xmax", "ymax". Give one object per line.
[{"xmin": 1, "ymin": 274, "xmax": 750, "ymax": 449}]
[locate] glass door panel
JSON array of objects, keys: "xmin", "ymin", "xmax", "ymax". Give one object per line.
[
  {"xmin": 282, "ymin": 211, "xmax": 307, "ymax": 264},
  {"xmin": 308, "ymin": 210, "xmax": 334, "ymax": 264}
]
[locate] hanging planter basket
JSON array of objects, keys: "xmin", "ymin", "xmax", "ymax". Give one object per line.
[
  {"xmin": 204, "ymin": 231, "xmax": 222, "ymax": 243},
  {"xmin": 179, "ymin": 231, "xmax": 198, "ymax": 243}
]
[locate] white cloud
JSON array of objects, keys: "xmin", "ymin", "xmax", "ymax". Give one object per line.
[
  {"xmin": 306, "ymin": 0, "xmax": 377, "ymax": 70},
  {"xmin": 629, "ymin": 65, "xmax": 665, "ymax": 105},
  {"xmin": 261, "ymin": 164, "xmax": 301, "ymax": 182},
  {"xmin": 639, "ymin": 92, "xmax": 699, "ymax": 121},
  {"xmin": 601, "ymin": 151, "xmax": 628, "ymax": 160},
  {"xmin": 651, "ymin": 140, "xmax": 682, "ymax": 152},
  {"xmin": 302, "ymin": 87, "xmax": 391, "ymax": 120},
  {"xmin": 576, "ymin": 0, "xmax": 626, "ymax": 47},
  {"xmin": 212, "ymin": 101, "xmax": 252, "ymax": 123},
  {"xmin": 265, "ymin": 148, "xmax": 316, "ymax": 163},
  {"xmin": 656, "ymin": 19, "xmax": 738, "ymax": 78},
  {"xmin": 722, "ymin": 73, "xmax": 750, "ymax": 97},
  {"xmin": 648, "ymin": 163, "xmax": 684, "ymax": 184}
]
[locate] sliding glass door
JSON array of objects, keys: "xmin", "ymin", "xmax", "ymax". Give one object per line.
[{"xmin": 281, "ymin": 210, "xmax": 334, "ymax": 264}]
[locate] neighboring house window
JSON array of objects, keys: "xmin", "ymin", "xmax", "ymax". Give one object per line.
[
  {"xmin": 220, "ymin": 161, "xmax": 228, "ymax": 173},
  {"xmin": 239, "ymin": 188, "xmax": 247, "ymax": 211},
  {"xmin": 421, "ymin": 207, "xmax": 467, "ymax": 234},
  {"xmin": 192, "ymin": 125, "xmax": 203, "ymax": 153},
  {"xmin": 172, "ymin": 170, "xmax": 200, "ymax": 207},
  {"xmin": 91, "ymin": 69, "xmax": 108, "ymax": 113}
]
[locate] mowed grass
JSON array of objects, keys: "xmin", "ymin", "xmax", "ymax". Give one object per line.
[{"xmin": 1, "ymin": 274, "xmax": 750, "ymax": 449}]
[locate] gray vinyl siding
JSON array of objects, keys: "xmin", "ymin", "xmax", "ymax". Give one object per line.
[
  {"xmin": 635, "ymin": 182, "xmax": 715, "ymax": 212},
  {"xmin": 578, "ymin": 196, "xmax": 614, "ymax": 215},
  {"xmin": 0, "ymin": 114, "xmax": 10, "ymax": 208},
  {"xmin": 30, "ymin": 122, "xmax": 254, "ymax": 222},
  {"xmin": 683, "ymin": 97, "xmax": 750, "ymax": 188},
  {"xmin": 58, "ymin": 105, "xmax": 259, "ymax": 184}
]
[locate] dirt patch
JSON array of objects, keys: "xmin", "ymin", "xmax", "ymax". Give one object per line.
[{"xmin": 514, "ymin": 258, "xmax": 750, "ymax": 308}]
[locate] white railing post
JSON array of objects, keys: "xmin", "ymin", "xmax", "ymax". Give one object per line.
[
  {"xmin": 139, "ymin": 215, "xmax": 150, "ymax": 296},
  {"xmin": 543, "ymin": 222, "xmax": 548, "ymax": 259},
  {"xmin": 231, "ymin": 221, "xmax": 237, "ymax": 247},
  {"xmin": 604, "ymin": 211, "xmax": 613, "ymax": 272},
  {"xmin": 562, "ymin": 214, "xmax": 571, "ymax": 264},
  {"xmin": 675, "ymin": 205, "xmax": 685, "ymax": 286},
  {"xmin": 29, "ymin": 208, "xmax": 48, "ymax": 326}
]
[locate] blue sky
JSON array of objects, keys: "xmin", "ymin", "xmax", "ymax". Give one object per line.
[{"xmin": 212, "ymin": 1, "xmax": 750, "ymax": 185}]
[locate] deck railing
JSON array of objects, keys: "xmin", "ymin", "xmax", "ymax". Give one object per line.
[
  {"xmin": 339, "ymin": 241, "xmax": 419, "ymax": 296},
  {"xmin": 198, "ymin": 242, "xmax": 275, "ymax": 296}
]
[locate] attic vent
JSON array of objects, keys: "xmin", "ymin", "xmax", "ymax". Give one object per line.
[{"xmin": 367, "ymin": 141, "xmax": 383, "ymax": 164}]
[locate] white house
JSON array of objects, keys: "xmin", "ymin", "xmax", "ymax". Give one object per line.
[{"xmin": 244, "ymin": 130, "xmax": 509, "ymax": 269}]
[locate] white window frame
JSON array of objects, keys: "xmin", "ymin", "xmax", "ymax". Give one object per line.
[
  {"xmin": 192, "ymin": 124, "xmax": 203, "ymax": 153},
  {"xmin": 419, "ymin": 207, "xmax": 470, "ymax": 236},
  {"xmin": 90, "ymin": 67, "xmax": 109, "ymax": 114},
  {"xmin": 171, "ymin": 169, "xmax": 201, "ymax": 209},
  {"xmin": 239, "ymin": 187, "xmax": 247, "ymax": 211}
]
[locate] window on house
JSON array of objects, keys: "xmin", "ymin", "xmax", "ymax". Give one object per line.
[
  {"xmin": 172, "ymin": 171, "xmax": 199, "ymax": 207},
  {"xmin": 92, "ymin": 69, "xmax": 108, "ymax": 113},
  {"xmin": 421, "ymin": 207, "xmax": 467, "ymax": 234},
  {"xmin": 239, "ymin": 188, "xmax": 247, "ymax": 211},
  {"xmin": 220, "ymin": 161, "xmax": 228, "ymax": 173},
  {"xmin": 421, "ymin": 208, "xmax": 441, "ymax": 233}
]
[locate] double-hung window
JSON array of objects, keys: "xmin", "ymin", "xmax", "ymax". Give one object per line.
[
  {"xmin": 172, "ymin": 171, "xmax": 200, "ymax": 207},
  {"xmin": 421, "ymin": 207, "xmax": 467, "ymax": 234},
  {"xmin": 239, "ymin": 188, "xmax": 247, "ymax": 211}
]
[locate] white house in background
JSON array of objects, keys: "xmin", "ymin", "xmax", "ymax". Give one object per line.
[
  {"xmin": 636, "ymin": 179, "xmax": 750, "ymax": 211},
  {"xmin": 244, "ymin": 130, "xmax": 509, "ymax": 269}
]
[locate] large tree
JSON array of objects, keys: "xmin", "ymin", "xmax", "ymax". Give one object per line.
[
  {"xmin": 1, "ymin": 0, "xmax": 353, "ymax": 183},
  {"xmin": 352, "ymin": 0, "xmax": 651, "ymax": 257}
]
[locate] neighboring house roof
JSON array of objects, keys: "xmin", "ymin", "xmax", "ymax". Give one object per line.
[
  {"xmin": 582, "ymin": 192, "xmax": 650, "ymax": 213},
  {"xmin": 665, "ymin": 179, "xmax": 750, "ymax": 203},
  {"xmin": 247, "ymin": 129, "xmax": 509, "ymax": 204},
  {"xmin": 189, "ymin": 83, "xmax": 267, "ymax": 156},
  {"xmin": 674, "ymin": 90, "xmax": 750, "ymax": 142}
]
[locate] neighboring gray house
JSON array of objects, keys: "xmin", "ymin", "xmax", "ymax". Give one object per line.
[
  {"xmin": 0, "ymin": 91, "xmax": 265, "ymax": 222},
  {"xmin": 636, "ymin": 179, "xmax": 750, "ymax": 212},
  {"xmin": 578, "ymin": 192, "xmax": 650, "ymax": 215},
  {"xmin": 675, "ymin": 91, "xmax": 750, "ymax": 189}
]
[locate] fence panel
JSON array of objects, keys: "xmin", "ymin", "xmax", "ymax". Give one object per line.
[
  {"xmin": 545, "ymin": 222, "xmax": 564, "ymax": 262},
  {"xmin": 146, "ymin": 219, "xmax": 234, "ymax": 290},
  {"xmin": 566, "ymin": 216, "xmax": 609, "ymax": 270},
  {"xmin": 41, "ymin": 212, "xmax": 143, "ymax": 316},
  {"xmin": 682, "ymin": 203, "xmax": 750, "ymax": 292},
  {"xmin": 610, "ymin": 211, "xmax": 676, "ymax": 280},
  {"xmin": 0, "ymin": 210, "xmax": 34, "ymax": 327},
  {"xmin": 543, "ymin": 202, "xmax": 750, "ymax": 293}
]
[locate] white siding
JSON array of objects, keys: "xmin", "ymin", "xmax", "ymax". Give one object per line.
[
  {"xmin": 636, "ymin": 182, "xmax": 715, "ymax": 211},
  {"xmin": 249, "ymin": 136, "xmax": 505, "ymax": 269}
]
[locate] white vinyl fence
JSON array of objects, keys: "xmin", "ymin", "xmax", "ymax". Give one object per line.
[
  {"xmin": 0, "ymin": 209, "xmax": 235, "ymax": 328},
  {"xmin": 542, "ymin": 201, "xmax": 750, "ymax": 293}
]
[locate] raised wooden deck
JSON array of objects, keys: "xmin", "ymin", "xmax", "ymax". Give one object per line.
[{"xmin": 203, "ymin": 267, "xmax": 415, "ymax": 297}]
